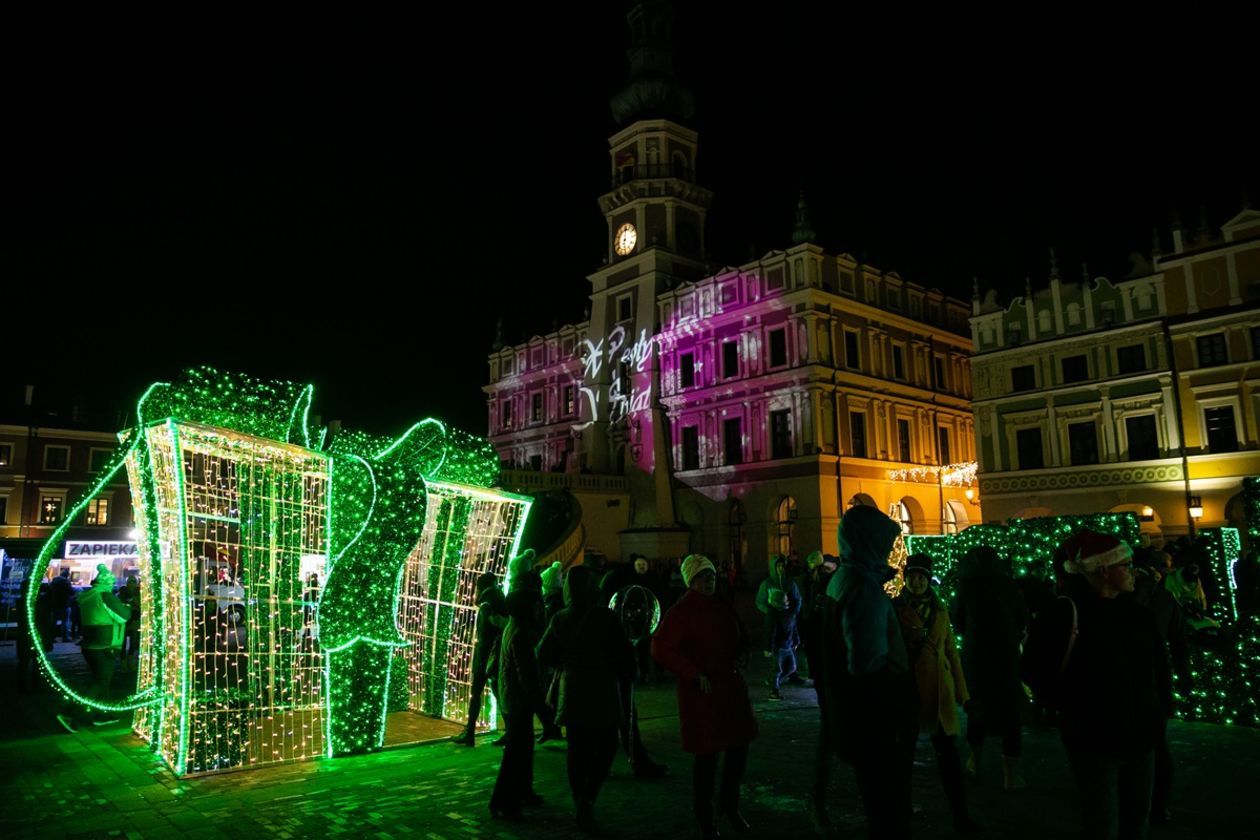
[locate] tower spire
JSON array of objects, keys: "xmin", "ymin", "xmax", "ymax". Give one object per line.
[{"xmin": 609, "ymin": 1, "xmax": 694, "ymax": 126}]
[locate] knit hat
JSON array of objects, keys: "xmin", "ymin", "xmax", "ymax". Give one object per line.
[
  {"xmin": 1059, "ymin": 529, "xmax": 1133, "ymax": 575},
  {"xmin": 905, "ymin": 554, "xmax": 933, "ymax": 576},
  {"xmin": 681, "ymin": 554, "xmax": 716, "ymax": 587},
  {"xmin": 540, "ymin": 560, "xmax": 564, "ymax": 592},
  {"xmin": 805, "ymin": 550, "xmax": 824, "ymax": 570},
  {"xmin": 475, "ymin": 571, "xmax": 498, "ymax": 594},
  {"xmin": 93, "ymin": 563, "xmax": 115, "ymax": 588}
]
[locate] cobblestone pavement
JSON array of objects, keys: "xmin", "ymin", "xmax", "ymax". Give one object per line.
[{"xmin": 3, "ymin": 606, "xmax": 1258, "ymax": 840}]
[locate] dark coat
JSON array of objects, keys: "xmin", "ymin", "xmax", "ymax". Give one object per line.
[
  {"xmin": 820, "ymin": 505, "xmax": 916, "ymax": 764},
  {"xmin": 472, "ymin": 587, "xmax": 508, "ymax": 679},
  {"xmin": 497, "ymin": 590, "xmax": 546, "ymax": 719},
  {"xmin": 537, "ymin": 567, "xmax": 635, "ymax": 729},
  {"xmin": 652, "ymin": 588, "xmax": 759, "ymax": 754},
  {"xmin": 951, "ymin": 550, "xmax": 1027, "ymax": 730},
  {"xmin": 1024, "ymin": 594, "xmax": 1169, "ymax": 756}
]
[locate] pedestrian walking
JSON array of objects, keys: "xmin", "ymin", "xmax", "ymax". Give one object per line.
[
  {"xmin": 56, "ymin": 564, "xmax": 131, "ymax": 733},
  {"xmin": 453, "ymin": 571, "xmax": 508, "ymax": 746},
  {"xmin": 537, "ymin": 565, "xmax": 636, "ymax": 832},
  {"xmin": 653, "ymin": 554, "xmax": 758, "ymax": 839}
]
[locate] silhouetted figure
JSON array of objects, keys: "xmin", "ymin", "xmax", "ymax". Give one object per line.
[
  {"xmin": 1022, "ymin": 530, "xmax": 1168, "ymax": 840},
  {"xmin": 801, "ymin": 551, "xmax": 838, "ymax": 832},
  {"xmin": 537, "ymin": 565, "xmax": 635, "ymax": 832},
  {"xmin": 454, "ymin": 572, "xmax": 507, "ymax": 746},
  {"xmin": 490, "ymin": 578, "xmax": 547, "ymax": 820},
  {"xmin": 952, "ymin": 545, "xmax": 1027, "ymax": 789}
]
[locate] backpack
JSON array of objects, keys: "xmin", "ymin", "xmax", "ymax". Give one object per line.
[{"xmin": 1019, "ymin": 596, "xmax": 1078, "ymax": 707}]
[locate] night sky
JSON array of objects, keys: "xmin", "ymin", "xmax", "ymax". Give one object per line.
[{"xmin": 7, "ymin": 4, "xmax": 1258, "ymax": 436}]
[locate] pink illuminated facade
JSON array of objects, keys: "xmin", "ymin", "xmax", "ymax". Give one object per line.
[{"xmin": 484, "ymin": 2, "xmax": 978, "ymax": 572}]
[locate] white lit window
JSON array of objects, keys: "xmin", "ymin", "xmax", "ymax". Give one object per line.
[{"xmin": 86, "ymin": 497, "xmax": 110, "ymax": 526}]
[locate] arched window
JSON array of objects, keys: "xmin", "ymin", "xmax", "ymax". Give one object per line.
[
  {"xmin": 775, "ymin": 496, "xmax": 798, "ymax": 557},
  {"xmin": 895, "ymin": 501, "xmax": 913, "ymax": 535}
]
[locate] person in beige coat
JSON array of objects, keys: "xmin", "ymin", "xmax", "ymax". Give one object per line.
[{"xmin": 895, "ymin": 554, "xmax": 980, "ymax": 833}]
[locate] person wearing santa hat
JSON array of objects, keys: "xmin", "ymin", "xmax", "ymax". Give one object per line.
[
  {"xmin": 652, "ymin": 553, "xmax": 758, "ymax": 839},
  {"xmin": 1022, "ymin": 529, "xmax": 1169, "ymax": 840}
]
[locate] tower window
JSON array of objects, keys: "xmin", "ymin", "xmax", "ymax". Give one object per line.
[{"xmin": 616, "ymin": 293, "xmax": 633, "ymax": 322}]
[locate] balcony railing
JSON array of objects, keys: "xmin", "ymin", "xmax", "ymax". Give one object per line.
[
  {"xmin": 612, "ymin": 164, "xmax": 694, "ymax": 188},
  {"xmin": 497, "ymin": 469, "xmax": 628, "ymax": 494}
]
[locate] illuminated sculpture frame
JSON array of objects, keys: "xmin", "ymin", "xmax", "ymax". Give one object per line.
[{"xmin": 26, "ymin": 369, "xmax": 531, "ymax": 775}]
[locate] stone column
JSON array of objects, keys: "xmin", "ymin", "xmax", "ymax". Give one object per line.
[
  {"xmin": 1100, "ymin": 386, "xmax": 1116, "ymax": 461},
  {"xmin": 1159, "ymin": 376, "xmax": 1180, "ymax": 452}
]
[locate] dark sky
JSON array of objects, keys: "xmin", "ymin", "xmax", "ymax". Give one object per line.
[{"xmin": 6, "ymin": 4, "xmax": 1258, "ymax": 435}]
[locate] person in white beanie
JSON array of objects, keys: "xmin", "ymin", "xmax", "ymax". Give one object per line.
[
  {"xmin": 653, "ymin": 554, "xmax": 758, "ymax": 839},
  {"xmin": 1021, "ymin": 529, "xmax": 1169, "ymax": 840},
  {"xmin": 56, "ymin": 564, "xmax": 131, "ymax": 733}
]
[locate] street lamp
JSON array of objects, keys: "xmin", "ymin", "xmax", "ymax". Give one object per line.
[
  {"xmin": 1140, "ymin": 506, "xmax": 1154, "ymax": 522},
  {"xmin": 1188, "ymin": 496, "xmax": 1204, "ymax": 520}
]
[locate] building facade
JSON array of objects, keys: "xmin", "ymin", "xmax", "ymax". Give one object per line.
[
  {"xmin": 969, "ymin": 207, "xmax": 1260, "ymax": 541},
  {"xmin": 0, "ymin": 421, "xmax": 137, "ymax": 581},
  {"xmin": 484, "ymin": 2, "xmax": 977, "ymax": 573}
]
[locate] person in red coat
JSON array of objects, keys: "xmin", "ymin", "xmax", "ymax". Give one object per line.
[{"xmin": 652, "ymin": 553, "xmax": 759, "ymax": 839}]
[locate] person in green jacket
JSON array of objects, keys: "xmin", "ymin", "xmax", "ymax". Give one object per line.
[{"xmin": 57, "ymin": 563, "xmax": 130, "ymax": 733}]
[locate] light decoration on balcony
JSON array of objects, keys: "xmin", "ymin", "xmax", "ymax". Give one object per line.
[
  {"xmin": 887, "ymin": 461, "xmax": 977, "ymax": 487},
  {"xmin": 27, "ymin": 367, "xmax": 531, "ymax": 775}
]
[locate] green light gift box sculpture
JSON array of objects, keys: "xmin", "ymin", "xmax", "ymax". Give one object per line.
[{"xmin": 28, "ymin": 368, "xmax": 531, "ymax": 775}]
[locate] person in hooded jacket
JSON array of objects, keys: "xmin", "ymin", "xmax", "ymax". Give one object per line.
[
  {"xmin": 653, "ymin": 554, "xmax": 758, "ymax": 839},
  {"xmin": 490, "ymin": 572, "xmax": 548, "ymax": 820},
  {"xmin": 820, "ymin": 505, "xmax": 917, "ymax": 840},
  {"xmin": 951, "ymin": 545, "xmax": 1027, "ymax": 789},
  {"xmin": 537, "ymin": 565, "xmax": 636, "ymax": 832},
  {"xmin": 453, "ymin": 571, "xmax": 509, "ymax": 746},
  {"xmin": 56, "ymin": 564, "xmax": 130, "ymax": 733},
  {"xmin": 895, "ymin": 554, "xmax": 980, "ymax": 833}
]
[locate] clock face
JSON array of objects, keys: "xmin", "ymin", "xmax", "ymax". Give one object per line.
[{"xmin": 614, "ymin": 223, "xmax": 637, "ymax": 256}]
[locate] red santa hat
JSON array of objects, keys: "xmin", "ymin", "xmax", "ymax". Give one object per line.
[{"xmin": 1060, "ymin": 529, "xmax": 1133, "ymax": 575}]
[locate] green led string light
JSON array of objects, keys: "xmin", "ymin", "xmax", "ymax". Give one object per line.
[
  {"xmin": 907, "ymin": 516, "xmax": 1256, "ymax": 728},
  {"xmin": 30, "ymin": 366, "xmax": 532, "ymax": 774},
  {"xmin": 1243, "ymin": 477, "xmax": 1260, "ymax": 545}
]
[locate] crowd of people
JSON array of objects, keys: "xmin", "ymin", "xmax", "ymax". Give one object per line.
[
  {"xmin": 24, "ymin": 514, "xmax": 1258, "ymax": 839},
  {"xmin": 456, "ymin": 509, "xmax": 1254, "ymax": 839}
]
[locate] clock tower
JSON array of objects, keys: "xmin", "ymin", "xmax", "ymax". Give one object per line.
[{"xmin": 579, "ymin": 0, "xmax": 708, "ymax": 541}]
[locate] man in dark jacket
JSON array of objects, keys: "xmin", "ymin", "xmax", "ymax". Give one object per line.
[
  {"xmin": 56, "ymin": 564, "xmax": 130, "ymax": 732},
  {"xmin": 1022, "ymin": 530, "xmax": 1169, "ymax": 840},
  {"xmin": 821, "ymin": 505, "xmax": 917, "ymax": 840},
  {"xmin": 537, "ymin": 565, "xmax": 636, "ymax": 831},
  {"xmin": 453, "ymin": 571, "xmax": 508, "ymax": 746}
]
